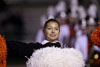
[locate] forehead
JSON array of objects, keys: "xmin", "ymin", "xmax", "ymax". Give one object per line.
[{"xmin": 46, "ymin": 21, "xmax": 59, "ymax": 27}]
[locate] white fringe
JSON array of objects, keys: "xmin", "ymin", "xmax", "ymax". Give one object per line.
[{"xmin": 26, "ymin": 47, "xmax": 85, "ymax": 67}]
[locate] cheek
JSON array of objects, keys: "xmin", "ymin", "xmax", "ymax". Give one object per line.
[
  {"xmin": 55, "ymin": 31, "xmax": 60, "ymax": 36},
  {"xmin": 56, "ymin": 30, "xmax": 60, "ymax": 34},
  {"xmin": 45, "ymin": 30, "xmax": 51, "ymax": 36}
]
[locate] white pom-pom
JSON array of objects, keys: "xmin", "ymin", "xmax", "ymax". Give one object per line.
[{"xmin": 26, "ymin": 47, "xmax": 85, "ymax": 67}]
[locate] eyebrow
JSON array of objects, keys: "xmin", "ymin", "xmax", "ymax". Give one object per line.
[{"xmin": 47, "ymin": 26, "xmax": 59, "ymax": 28}]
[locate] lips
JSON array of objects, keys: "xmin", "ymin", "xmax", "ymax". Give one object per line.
[{"xmin": 50, "ymin": 34, "xmax": 56, "ymax": 37}]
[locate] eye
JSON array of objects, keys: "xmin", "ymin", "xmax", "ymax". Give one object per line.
[
  {"xmin": 47, "ymin": 27, "xmax": 51, "ymax": 30},
  {"xmin": 55, "ymin": 28, "xmax": 59, "ymax": 30}
]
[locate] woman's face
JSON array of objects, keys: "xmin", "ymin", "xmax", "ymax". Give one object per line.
[{"xmin": 44, "ymin": 21, "xmax": 60, "ymax": 42}]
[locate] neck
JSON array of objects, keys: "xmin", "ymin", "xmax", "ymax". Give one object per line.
[
  {"xmin": 50, "ymin": 41, "xmax": 57, "ymax": 43},
  {"xmin": 46, "ymin": 40, "xmax": 58, "ymax": 43}
]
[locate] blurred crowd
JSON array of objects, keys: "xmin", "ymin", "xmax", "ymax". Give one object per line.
[
  {"xmin": 0, "ymin": 0, "xmax": 100, "ymax": 66},
  {"xmin": 35, "ymin": 0, "xmax": 100, "ymax": 66},
  {"xmin": 0, "ymin": 0, "xmax": 24, "ymax": 40}
]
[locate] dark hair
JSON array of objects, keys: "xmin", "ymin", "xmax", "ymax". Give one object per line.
[{"xmin": 43, "ymin": 19, "xmax": 60, "ymax": 32}]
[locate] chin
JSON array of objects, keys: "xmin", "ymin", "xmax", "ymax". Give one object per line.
[{"xmin": 50, "ymin": 38, "xmax": 57, "ymax": 41}]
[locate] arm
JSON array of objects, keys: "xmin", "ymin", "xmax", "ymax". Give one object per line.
[{"xmin": 6, "ymin": 40, "xmax": 42, "ymax": 58}]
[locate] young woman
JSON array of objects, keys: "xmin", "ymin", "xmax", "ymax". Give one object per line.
[
  {"xmin": 0, "ymin": 19, "xmax": 85, "ymax": 67},
  {"xmin": 6, "ymin": 19, "xmax": 61, "ymax": 58}
]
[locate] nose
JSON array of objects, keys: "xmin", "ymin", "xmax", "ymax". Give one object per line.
[{"xmin": 51, "ymin": 29, "xmax": 55, "ymax": 33}]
